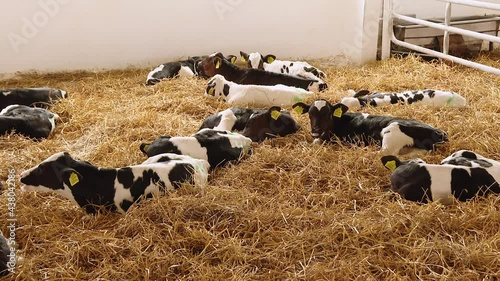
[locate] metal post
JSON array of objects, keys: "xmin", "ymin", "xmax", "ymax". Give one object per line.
[
  {"xmin": 381, "ymin": 0, "xmax": 393, "ymax": 59},
  {"xmin": 443, "ymin": 2, "xmax": 452, "ymax": 55}
]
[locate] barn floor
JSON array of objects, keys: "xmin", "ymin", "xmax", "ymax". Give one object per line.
[{"xmin": 0, "ymin": 54, "xmax": 499, "ymax": 280}]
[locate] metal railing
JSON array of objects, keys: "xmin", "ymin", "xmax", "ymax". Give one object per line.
[{"xmin": 381, "ymin": 0, "xmax": 500, "ymax": 75}]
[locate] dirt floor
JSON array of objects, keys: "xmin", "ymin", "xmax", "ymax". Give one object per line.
[{"xmin": 0, "ymin": 53, "xmax": 499, "ymax": 280}]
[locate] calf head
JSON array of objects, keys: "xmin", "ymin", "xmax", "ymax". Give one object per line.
[
  {"xmin": 140, "ymin": 136, "xmax": 180, "ymax": 157},
  {"xmin": 197, "ymin": 52, "xmax": 229, "ymax": 78},
  {"xmin": 292, "ymin": 100, "xmax": 348, "ymax": 140},
  {"xmin": 20, "ymin": 152, "xmax": 84, "ymax": 201},
  {"xmin": 205, "ymin": 74, "xmax": 230, "ymax": 99},
  {"xmin": 241, "ymin": 107, "xmax": 299, "ymax": 142},
  {"xmin": 240, "ymin": 51, "xmax": 276, "ymax": 69},
  {"xmin": 303, "ymin": 66, "xmax": 326, "ymax": 79},
  {"xmin": 381, "ymin": 155, "xmax": 426, "ymax": 172}
]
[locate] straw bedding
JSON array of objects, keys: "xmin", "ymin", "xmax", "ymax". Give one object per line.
[{"xmin": 0, "ymin": 54, "xmax": 499, "ymax": 280}]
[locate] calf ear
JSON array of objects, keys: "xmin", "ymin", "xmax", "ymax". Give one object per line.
[
  {"xmin": 214, "ymin": 57, "xmax": 222, "ymax": 69},
  {"xmin": 226, "ymin": 55, "xmax": 237, "ymax": 64},
  {"xmin": 381, "ymin": 156, "xmax": 401, "ymax": 171},
  {"xmin": 206, "ymin": 84, "xmax": 215, "ymax": 96},
  {"xmin": 292, "ymin": 103, "xmax": 310, "ymax": 115},
  {"xmin": 140, "ymin": 143, "xmax": 151, "ymax": 154},
  {"xmin": 264, "ymin": 55, "xmax": 276, "ymax": 64},
  {"xmin": 331, "ymin": 103, "xmax": 349, "ymax": 118},
  {"xmin": 62, "ymin": 168, "xmax": 82, "ymax": 187},
  {"xmin": 268, "ymin": 106, "xmax": 282, "ymax": 120},
  {"xmin": 240, "ymin": 51, "xmax": 249, "ymax": 62}
]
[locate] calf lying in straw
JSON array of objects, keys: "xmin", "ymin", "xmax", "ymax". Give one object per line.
[
  {"xmin": 20, "ymin": 152, "xmax": 209, "ymax": 213},
  {"xmin": 341, "ymin": 89, "xmax": 466, "ymax": 110},
  {"xmin": 382, "ymin": 150, "xmax": 499, "ymax": 204},
  {"xmin": 205, "ymin": 74, "xmax": 313, "ymax": 107},
  {"xmin": 140, "ymin": 129, "xmax": 252, "ymax": 168},
  {"xmin": 292, "ymin": 99, "xmax": 448, "ymax": 155},
  {"xmin": 197, "ymin": 53, "xmax": 328, "ymax": 92},
  {"xmin": 239, "ymin": 51, "xmax": 326, "ymax": 81},
  {"xmin": 0, "ymin": 105, "xmax": 59, "ymax": 139},
  {"xmin": 200, "ymin": 107, "xmax": 299, "ymax": 142}
]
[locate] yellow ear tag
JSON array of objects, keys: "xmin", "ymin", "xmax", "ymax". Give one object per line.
[
  {"xmin": 143, "ymin": 144, "xmax": 150, "ymax": 151},
  {"xmin": 267, "ymin": 57, "xmax": 275, "ymax": 64},
  {"xmin": 333, "ymin": 107, "xmax": 343, "ymax": 118},
  {"xmin": 208, "ymin": 87, "xmax": 215, "ymax": 95},
  {"xmin": 294, "ymin": 106, "xmax": 304, "ymax": 115},
  {"xmin": 69, "ymin": 172, "xmax": 79, "ymax": 186},
  {"xmin": 241, "ymin": 57, "xmax": 246, "ymax": 62},
  {"xmin": 231, "ymin": 57, "xmax": 236, "ymax": 64},
  {"xmin": 385, "ymin": 160, "xmax": 397, "ymax": 171},
  {"xmin": 215, "ymin": 60, "xmax": 221, "ymax": 69},
  {"xmin": 271, "ymin": 110, "xmax": 281, "ymax": 120}
]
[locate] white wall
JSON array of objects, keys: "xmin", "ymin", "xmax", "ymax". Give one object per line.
[
  {"xmin": 394, "ymin": 0, "xmax": 500, "ymax": 19},
  {"xmin": 3, "ymin": 0, "xmax": 496, "ymax": 74},
  {"xmin": 0, "ymin": 0, "xmax": 373, "ymax": 74}
]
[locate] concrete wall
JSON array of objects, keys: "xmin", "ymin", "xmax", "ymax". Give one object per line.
[{"xmin": 0, "ymin": 0, "xmax": 373, "ymax": 74}]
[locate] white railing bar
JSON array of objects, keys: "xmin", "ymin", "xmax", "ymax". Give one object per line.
[
  {"xmin": 444, "ymin": 2, "xmax": 452, "ymax": 55},
  {"xmin": 437, "ymin": 0, "xmax": 500, "ymax": 11},
  {"xmin": 381, "ymin": 0, "xmax": 394, "ymax": 59},
  {"xmin": 393, "ymin": 13, "xmax": 500, "ymax": 43},
  {"xmin": 398, "ymin": 18, "xmax": 500, "ymax": 29},
  {"xmin": 391, "ymin": 33, "xmax": 500, "ymax": 75}
]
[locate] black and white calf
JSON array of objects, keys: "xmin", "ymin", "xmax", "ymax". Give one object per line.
[
  {"xmin": 145, "ymin": 55, "xmax": 237, "ymax": 85},
  {"xmin": 205, "ymin": 74, "xmax": 313, "ymax": 107},
  {"xmin": 140, "ymin": 129, "xmax": 252, "ymax": 168},
  {"xmin": 381, "ymin": 153, "xmax": 500, "ymax": 204},
  {"xmin": 20, "ymin": 152, "xmax": 209, "ymax": 214},
  {"xmin": 441, "ymin": 150, "xmax": 500, "ymax": 167},
  {"xmin": 0, "ymin": 231, "xmax": 9, "ymax": 276},
  {"xmin": 240, "ymin": 51, "xmax": 327, "ymax": 80},
  {"xmin": 0, "ymin": 105, "xmax": 59, "ymax": 139},
  {"xmin": 292, "ymin": 99, "xmax": 448, "ymax": 155},
  {"xmin": 0, "ymin": 87, "xmax": 67, "ymax": 110},
  {"xmin": 200, "ymin": 107, "xmax": 299, "ymax": 142},
  {"xmin": 197, "ymin": 53, "xmax": 328, "ymax": 92},
  {"xmin": 341, "ymin": 89, "xmax": 466, "ymax": 110}
]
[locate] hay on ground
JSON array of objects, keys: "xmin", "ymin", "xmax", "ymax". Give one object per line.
[{"xmin": 0, "ymin": 53, "xmax": 499, "ymax": 280}]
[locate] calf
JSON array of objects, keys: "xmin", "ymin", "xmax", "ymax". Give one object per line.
[
  {"xmin": 381, "ymin": 154, "xmax": 500, "ymax": 204},
  {"xmin": 240, "ymin": 51, "xmax": 326, "ymax": 80},
  {"xmin": 197, "ymin": 53, "xmax": 328, "ymax": 92},
  {"xmin": 0, "ymin": 87, "xmax": 67, "ymax": 110},
  {"xmin": 140, "ymin": 129, "xmax": 252, "ymax": 168},
  {"xmin": 20, "ymin": 152, "xmax": 209, "ymax": 214},
  {"xmin": 0, "ymin": 105, "xmax": 59, "ymax": 139},
  {"xmin": 341, "ymin": 89, "xmax": 466, "ymax": 110},
  {"xmin": 292, "ymin": 99, "xmax": 448, "ymax": 155},
  {"xmin": 146, "ymin": 55, "xmax": 237, "ymax": 85},
  {"xmin": 200, "ymin": 107, "xmax": 299, "ymax": 142},
  {"xmin": 441, "ymin": 150, "xmax": 500, "ymax": 167},
  {"xmin": 0, "ymin": 232, "xmax": 9, "ymax": 276},
  {"xmin": 205, "ymin": 74, "xmax": 313, "ymax": 107}
]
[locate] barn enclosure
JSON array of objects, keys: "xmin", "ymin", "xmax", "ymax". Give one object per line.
[{"xmin": 1, "ymin": 0, "xmax": 500, "ymax": 280}]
